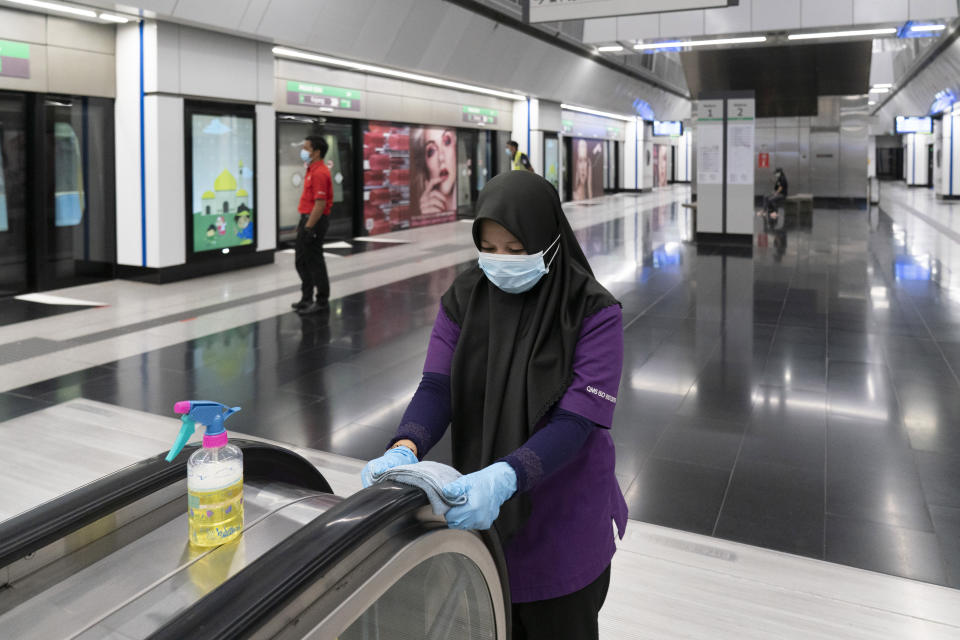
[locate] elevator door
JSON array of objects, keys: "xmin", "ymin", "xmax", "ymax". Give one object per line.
[{"xmin": 811, "ymin": 130, "xmax": 840, "ymax": 197}]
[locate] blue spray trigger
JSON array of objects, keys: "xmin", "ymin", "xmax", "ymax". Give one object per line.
[{"xmin": 166, "ymin": 401, "xmax": 241, "ymax": 462}]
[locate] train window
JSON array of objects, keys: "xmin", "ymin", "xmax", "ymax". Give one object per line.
[
  {"xmin": 340, "ymin": 552, "xmax": 496, "ymax": 640},
  {"xmin": 53, "ymin": 121, "xmax": 84, "ymax": 227}
]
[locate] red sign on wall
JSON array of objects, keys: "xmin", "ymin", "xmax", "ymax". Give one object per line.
[{"xmin": 758, "ymin": 152, "xmax": 770, "ymax": 168}]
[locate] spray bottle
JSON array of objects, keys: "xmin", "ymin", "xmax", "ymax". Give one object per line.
[{"xmin": 166, "ymin": 401, "xmax": 244, "ymax": 547}]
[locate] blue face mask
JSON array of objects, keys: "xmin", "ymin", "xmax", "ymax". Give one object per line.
[
  {"xmin": 478, "ymin": 235, "xmax": 560, "ymax": 294},
  {"xmin": 300, "ymin": 149, "xmax": 311, "ymax": 163}
]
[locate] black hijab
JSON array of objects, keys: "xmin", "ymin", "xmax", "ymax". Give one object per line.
[{"xmin": 440, "ymin": 171, "xmax": 619, "ymax": 542}]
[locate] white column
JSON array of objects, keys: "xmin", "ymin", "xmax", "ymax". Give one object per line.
[
  {"xmin": 143, "ymin": 94, "xmax": 185, "ymax": 268},
  {"xmin": 256, "ymin": 104, "xmax": 277, "ymax": 250},
  {"xmin": 943, "ymin": 107, "xmax": 960, "ymax": 197},
  {"xmin": 115, "ymin": 22, "xmax": 142, "ymax": 267},
  {"xmin": 623, "ymin": 117, "xmax": 642, "ymax": 190},
  {"xmin": 511, "ymin": 100, "xmax": 529, "ymax": 157}
]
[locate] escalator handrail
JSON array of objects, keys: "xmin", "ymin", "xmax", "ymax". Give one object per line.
[
  {"xmin": 0, "ymin": 439, "xmax": 332, "ymax": 570},
  {"xmin": 147, "ymin": 482, "xmax": 436, "ymax": 640}
]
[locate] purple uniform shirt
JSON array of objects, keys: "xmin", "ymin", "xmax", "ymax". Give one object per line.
[{"xmin": 424, "ymin": 304, "xmax": 628, "ymax": 603}]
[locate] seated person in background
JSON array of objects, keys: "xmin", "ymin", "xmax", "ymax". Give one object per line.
[{"xmin": 761, "ymin": 168, "xmax": 788, "ymax": 219}]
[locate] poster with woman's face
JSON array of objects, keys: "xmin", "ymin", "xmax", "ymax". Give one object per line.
[
  {"xmin": 410, "ymin": 126, "xmax": 457, "ymax": 226},
  {"xmin": 362, "ymin": 122, "xmax": 457, "ymax": 235},
  {"xmin": 571, "ymin": 137, "xmax": 604, "ymax": 201}
]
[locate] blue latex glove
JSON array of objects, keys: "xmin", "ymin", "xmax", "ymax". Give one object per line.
[
  {"xmin": 361, "ymin": 445, "xmax": 418, "ymax": 488},
  {"xmin": 441, "ymin": 462, "xmax": 517, "ymax": 530}
]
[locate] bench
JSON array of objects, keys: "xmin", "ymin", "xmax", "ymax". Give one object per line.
[{"xmin": 783, "ymin": 193, "xmax": 813, "ymax": 226}]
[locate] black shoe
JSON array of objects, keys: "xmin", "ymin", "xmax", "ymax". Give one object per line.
[
  {"xmin": 297, "ymin": 301, "xmax": 329, "ymax": 315},
  {"xmin": 291, "ymin": 299, "xmax": 311, "ymax": 310}
]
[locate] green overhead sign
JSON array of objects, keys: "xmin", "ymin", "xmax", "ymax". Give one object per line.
[
  {"xmin": 286, "ymin": 80, "xmax": 361, "ymax": 111},
  {"xmin": 462, "ymin": 105, "xmax": 498, "ymax": 125},
  {"xmin": 0, "ymin": 40, "xmax": 30, "ymax": 79}
]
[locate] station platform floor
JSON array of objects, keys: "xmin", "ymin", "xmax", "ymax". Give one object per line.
[{"xmin": 3, "ymin": 182, "xmax": 960, "ymax": 636}]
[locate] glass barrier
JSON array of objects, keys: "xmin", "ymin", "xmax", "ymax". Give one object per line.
[{"xmin": 340, "ymin": 552, "xmax": 496, "ymax": 640}]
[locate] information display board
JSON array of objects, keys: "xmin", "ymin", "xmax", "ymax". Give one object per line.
[
  {"xmin": 696, "ymin": 99, "xmax": 724, "ymax": 186},
  {"xmin": 726, "ymin": 99, "xmax": 755, "ymax": 185},
  {"xmin": 187, "ymin": 105, "xmax": 256, "ymax": 255},
  {"xmin": 895, "ymin": 115, "xmax": 933, "ymax": 134},
  {"xmin": 363, "ymin": 122, "xmax": 457, "ymax": 235},
  {"xmin": 653, "ymin": 120, "xmax": 683, "ymax": 137}
]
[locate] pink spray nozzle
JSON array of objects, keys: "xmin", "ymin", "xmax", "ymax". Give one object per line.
[
  {"xmin": 173, "ymin": 401, "xmax": 192, "ymax": 415},
  {"xmin": 203, "ymin": 432, "xmax": 229, "ymax": 448}
]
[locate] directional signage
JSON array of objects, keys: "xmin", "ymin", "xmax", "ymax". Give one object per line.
[
  {"xmin": 0, "ymin": 40, "xmax": 30, "ymax": 79},
  {"xmin": 530, "ymin": 0, "xmax": 734, "ymax": 23},
  {"xmin": 462, "ymin": 105, "xmax": 498, "ymax": 125},
  {"xmin": 286, "ymin": 81, "xmax": 361, "ymax": 111}
]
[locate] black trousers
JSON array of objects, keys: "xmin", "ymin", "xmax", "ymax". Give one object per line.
[
  {"xmin": 511, "ymin": 565, "xmax": 611, "ymax": 640},
  {"xmin": 294, "ymin": 215, "xmax": 329, "ymax": 302},
  {"xmin": 763, "ymin": 192, "xmax": 784, "ymax": 213}
]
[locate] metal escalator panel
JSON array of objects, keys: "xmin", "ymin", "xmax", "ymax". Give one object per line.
[{"xmin": 0, "ymin": 481, "xmax": 339, "ymax": 640}]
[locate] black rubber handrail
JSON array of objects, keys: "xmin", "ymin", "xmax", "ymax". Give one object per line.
[
  {"xmin": 0, "ymin": 439, "xmax": 332, "ymax": 570},
  {"xmin": 147, "ymin": 481, "xmax": 431, "ymax": 640}
]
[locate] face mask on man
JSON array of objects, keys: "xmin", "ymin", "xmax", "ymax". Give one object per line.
[
  {"xmin": 477, "ymin": 235, "xmax": 561, "ymax": 294},
  {"xmin": 300, "ymin": 149, "xmax": 312, "ymax": 163}
]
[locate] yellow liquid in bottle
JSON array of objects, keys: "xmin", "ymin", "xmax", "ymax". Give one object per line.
[{"xmin": 188, "ymin": 479, "xmax": 244, "ymax": 547}]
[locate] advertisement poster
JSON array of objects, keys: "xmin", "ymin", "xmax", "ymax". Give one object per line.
[
  {"xmin": 571, "ymin": 137, "xmax": 604, "ymax": 201},
  {"xmin": 544, "ymin": 137, "xmax": 559, "ymax": 191},
  {"xmin": 190, "ymin": 113, "xmax": 255, "ymax": 253},
  {"xmin": 363, "ymin": 122, "xmax": 457, "ymax": 235}
]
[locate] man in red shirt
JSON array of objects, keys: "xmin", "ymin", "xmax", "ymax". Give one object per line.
[{"xmin": 293, "ymin": 135, "xmax": 334, "ymax": 314}]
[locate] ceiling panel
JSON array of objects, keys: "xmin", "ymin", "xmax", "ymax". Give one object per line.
[
  {"xmin": 617, "ymin": 14, "xmax": 661, "ymax": 40},
  {"xmin": 659, "ymin": 9, "xmax": 705, "ymax": 38},
  {"xmin": 582, "ymin": 17, "xmax": 617, "ymax": 43},
  {"xmin": 800, "ymin": 0, "xmax": 853, "ymax": 28},
  {"xmin": 237, "ymin": 0, "xmax": 271, "ymax": 33},
  {"xmin": 853, "ymin": 0, "xmax": 907, "ymax": 23},
  {"xmin": 682, "ymin": 41, "xmax": 871, "ymax": 116},
  {"xmin": 704, "ymin": 0, "xmax": 752, "ymax": 35},
  {"xmin": 307, "ymin": 0, "xmax": 374, "ymax": 57},
  {"xmin": 909, "ymin": 0, "xmax": 959, "ymax": 20},
  {"xmin": 751, "ymin": 0, "xmax": 801, "ymax": 31},
  {"xmin": 255, "ymin": 0, "xmax": 326, "ymax": 46},
  {"xmin": 172, "ymin": 0, "xmax": 247, "ymax": 30},
  {"xmin": 354, "ymin": 0, "xmax": 416, "ymax": 65}
]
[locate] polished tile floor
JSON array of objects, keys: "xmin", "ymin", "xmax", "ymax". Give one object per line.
[{"xmin": 3, "ymin": 182, "xmax": 960, "ymax": 590}]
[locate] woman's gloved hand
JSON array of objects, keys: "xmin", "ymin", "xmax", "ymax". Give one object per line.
[
  {"xmin": 441, "ymin": 462, "xmax": 517, "ymax": 530},
  {"xmin": 361, "ymin": 445, "xmax": 418, "ymax": 488}
]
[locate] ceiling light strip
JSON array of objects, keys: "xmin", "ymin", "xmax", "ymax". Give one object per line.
[
  {"xmin": 561, "ymin": 103, "xmax": 634, "ymax": 122},
  {"xmin": 597, "ymin": 45, "xmax": 624, "ymax": 52},
  {"xmin": 910, "ymin": 24, "xmax": 946, "ymax": 32},
  {"xmin": 787, "ymin": 27, "xmax": 897, "ymax": 40},
  {"xmin": 272, "ymin": 47, "xmax": 527, "ymax": 101},
  {"xmin": 5, "ymin": 0, "xmax": 95, "ymax": 18},
  {"xmin": 634, "ymin": 36, "xmax": 766, "ymax": 50},
  {"xmin": 98, "ymin": 12, "xmax": 129, "ymax": 23}
]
